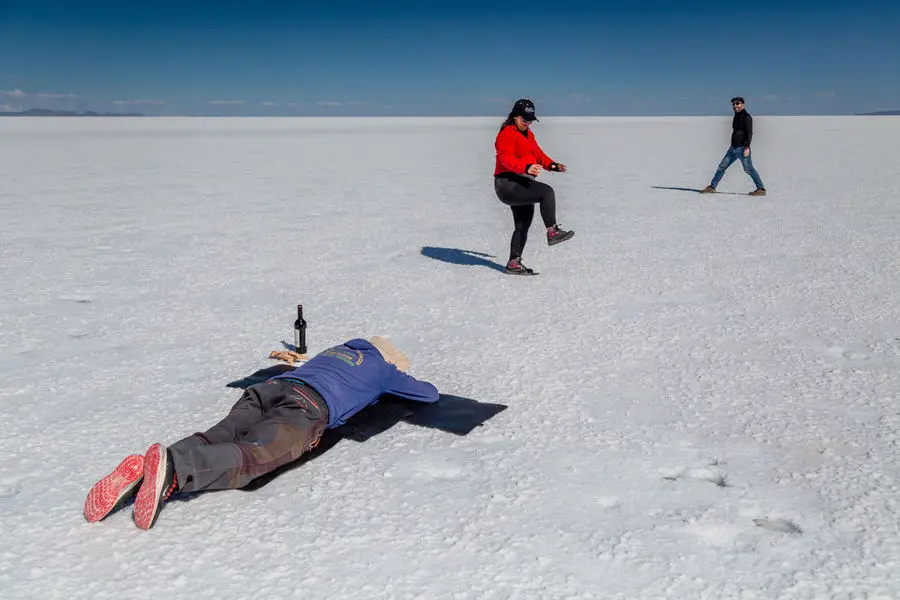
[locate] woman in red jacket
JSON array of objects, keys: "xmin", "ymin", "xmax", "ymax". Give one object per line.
[{"xmin": 494, "ymin": 98, "xmax": 574, "ymax": 275}]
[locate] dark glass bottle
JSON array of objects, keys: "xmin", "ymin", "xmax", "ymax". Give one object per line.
[{"xmin": 293, "ymin": 304, "xmax": 307, "ymax": 354}]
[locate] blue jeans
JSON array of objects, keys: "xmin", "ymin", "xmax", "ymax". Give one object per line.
[{"xmin": 710, "ymin": 146, "xmax": 765, "ymax": 189}]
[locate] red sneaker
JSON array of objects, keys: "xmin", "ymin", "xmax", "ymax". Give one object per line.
[
  {"xmin": 133, "ymin": 443, "xmax": 178, "ymax": 530},
  {"xmin": 84, "ymin": 454, "xmax": 144, "ymax": 523},
  {"xmin": 546, "ymin": 224, "xmax": 575, "ymax": 246},
  {"xmin": 505, "ymin": 256, "xmax": 536, "ymax": 275}
]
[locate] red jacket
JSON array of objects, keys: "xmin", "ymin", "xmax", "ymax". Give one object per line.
[{"xmin": 494, "ymin": 125, "xmax": 555, "ymax": 176}]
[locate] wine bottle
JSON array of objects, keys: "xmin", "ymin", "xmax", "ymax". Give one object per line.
[{"xmin": 293, "ymin": 304, "xmax": 307, "ymax": 354}]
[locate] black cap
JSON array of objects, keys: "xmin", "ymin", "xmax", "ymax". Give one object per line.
[
  {"xmin": 730, "ymin": 96, "xmax": 745, "ymax": 104},
  {"xmin": 512, "ymin": 98, "xmax": 538, "ymax": 122}
]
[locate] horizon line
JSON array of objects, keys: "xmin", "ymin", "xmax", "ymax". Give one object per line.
[{"xmin": 1, "ymin": 112, "xmax": 897, "ymax": 118}]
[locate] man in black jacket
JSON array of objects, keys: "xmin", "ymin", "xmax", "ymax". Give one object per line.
[{"xmin": 701, "ymin": 97, "xmax": 767, "ymax": 196}]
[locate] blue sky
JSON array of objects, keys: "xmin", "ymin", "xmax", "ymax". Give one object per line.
[{"xmin": 1, "ymin": 0, "xmax": 898, "ymax": 116}]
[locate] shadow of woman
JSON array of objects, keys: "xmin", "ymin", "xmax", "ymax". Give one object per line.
[{"xmin": 420, "ymin": 246, "xmax": 507, "ymax": 272}]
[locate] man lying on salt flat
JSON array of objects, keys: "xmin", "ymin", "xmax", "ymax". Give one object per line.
[{"xmin": 84, "ymin": 336, "xmax": 439, "ymax": 530}]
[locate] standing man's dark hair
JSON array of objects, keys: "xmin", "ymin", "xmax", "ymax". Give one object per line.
[{"xmin": 701, "ymin": 97, "xmax": 767, "ymax": 196}]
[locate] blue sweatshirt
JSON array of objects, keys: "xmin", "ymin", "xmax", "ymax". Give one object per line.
[{"xmin": 267, "ymin": 338, "xmax": 439, "ymax": 428}]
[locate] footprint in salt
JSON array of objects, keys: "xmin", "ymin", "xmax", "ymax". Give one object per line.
[
  {"xmin": 58, "ymin": 294, "xmax": 93, "ymax": 304},
  {"xmin": 0, "ymin": 476, "xmax": 22, "ymax": 500},
  {"xmin": 661, "ymin": 460, "xmax": 728, "ymax": 487},
  {"xmin": 753, "ymin": 517, "xmax": 802, "ymax": 535}
]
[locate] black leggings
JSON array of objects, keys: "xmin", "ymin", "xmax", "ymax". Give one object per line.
[{"xmin": 494, "ymin": 174, "xmax": 557, "ymax": 260}]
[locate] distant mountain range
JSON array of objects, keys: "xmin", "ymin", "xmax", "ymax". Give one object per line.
[
  {"xmin": 857, "ymin": 110, "xmax": 900, "ymax": 115},
  {"xmin": 0, "ymin": 108, "xmax": 144, "ymax": 117}
]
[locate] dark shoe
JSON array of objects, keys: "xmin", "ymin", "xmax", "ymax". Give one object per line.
[
  {"xmin": 700, "ymin": 186, "xmax": 716, "ymax": 193},
  {"xmin": 546, "ymin": 224, "xmax": 575, "ymax": 246},
  {"xmin": 84, "ymin": 454, "xmax": 144, "ymax": 522},
  {"xmin": 505, "ymin": 257, "xmax": 536, "ymax": 276},
  {"xmin": 749, "ymin": 188, "xmax": 767, "ymax": 196},
  {"xmin": 133, "ymin": 443, "xmax": 178, "ymax": 530}
]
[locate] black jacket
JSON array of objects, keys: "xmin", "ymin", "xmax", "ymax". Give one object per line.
[{"xmin": 731, "ymin": 110, "xmax": 753, "ymax": 147}]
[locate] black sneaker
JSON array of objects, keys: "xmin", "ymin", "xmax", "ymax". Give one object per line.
[
  {"xmin": 547, "ymin": 224, "xmax": 575, "ymax": 246},
  {"xmin": 505, "ymin": 257, "xmax": 537, "ymax": 276}
]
